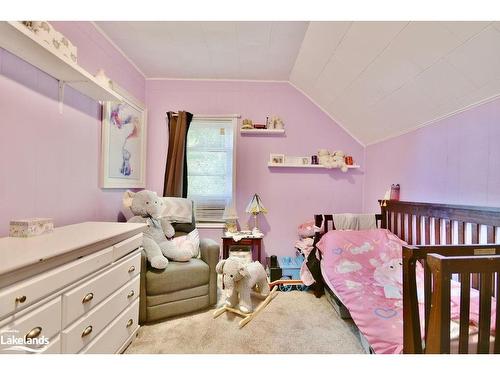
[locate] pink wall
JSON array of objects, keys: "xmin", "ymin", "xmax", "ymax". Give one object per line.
[
  {"xmin": 0, "ymin": 22, "xmax": 145, "ymax": 236},
  {"xmin": 146, "ymin": 80, "xmax": 365, "ymax": 258},
  {"xmin": 363, "ymin": 98, "xmax": 500, "ymax": 213}
]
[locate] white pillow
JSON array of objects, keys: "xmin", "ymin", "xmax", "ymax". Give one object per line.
[
  {"xmin": 161, "ymin": 197, "xmax": 193, "ymax": 223},
  {"xmin": 172, "ymin": 229, "xmax": 200, "ymax": 258}
]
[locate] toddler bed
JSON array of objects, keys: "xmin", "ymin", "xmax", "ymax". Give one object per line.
[{"xmin": 309, "ymin": 200, "xmax": 500, "ymax": 354}]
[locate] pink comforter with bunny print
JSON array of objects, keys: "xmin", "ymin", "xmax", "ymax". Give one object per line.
[{"xmin": 317, "ymin": 229, "xmax": 496, "ymax": 354}]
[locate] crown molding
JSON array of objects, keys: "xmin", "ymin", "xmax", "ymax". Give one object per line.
[{"xmin": 145, "ymin": 77, "xmax": 289, "ymax": 83}]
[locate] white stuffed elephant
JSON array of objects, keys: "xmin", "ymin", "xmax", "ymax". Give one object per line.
[
  {"xmin": 216, "ymin": 257, "xmax": 270, "ymax": 313},
  {"xmin": 125, "ymin": 190, "xmax": 195, "ymax": 269}
]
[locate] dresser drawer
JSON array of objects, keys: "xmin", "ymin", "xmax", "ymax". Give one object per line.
[
  {"xmin": 0, "ymin": 247, "xmax": 113, "ymax": 319},
  {"xmin": 42, "ymin": 334, "xmax": 61, "ymax": 354},
  {"xmin": 0, "ymin": 297, "xmax": 61, "ymax": 354},
  {"xmin": 62, "ymin": 251, "xmax": 141, "ymax": 327},
  {"xmin": 80, "ymin": 299, "xmax": 139, "ymax": 354},
  {"xmin": 113, "ymin": 234, "xmax": 142, "ymax": 261},
  {"xmin": 61, "ymin": 276, "xmax": 139, "ymax": 353}
]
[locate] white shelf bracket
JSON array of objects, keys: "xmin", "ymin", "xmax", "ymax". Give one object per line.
[{"xmin": 58, "ymin": 80, "xmax": 65, "ymax": 114}]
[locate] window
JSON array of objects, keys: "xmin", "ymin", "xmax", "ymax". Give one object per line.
[{"xmin": 186, "ymin": 116, "xmax": 237, "ymax": 224}]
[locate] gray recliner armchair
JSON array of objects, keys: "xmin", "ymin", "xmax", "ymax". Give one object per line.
[{"xmin": 139, "ymin": 215, "xmax": 219, "ymax": 324}]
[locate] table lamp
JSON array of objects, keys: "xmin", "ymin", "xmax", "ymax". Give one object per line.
[
  {"xmin": 245, "ymin": 194, "xmax": 267, "ymax": 237},
  {"xmin": 222, "ymin": 202, "xmax": 239, "ymax": 235}
]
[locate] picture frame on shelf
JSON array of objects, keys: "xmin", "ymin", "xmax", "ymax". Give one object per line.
[
  {"xmin": 284, "ymin": 156, "xmax": 302, "ymax": 165},
  {"xmin": 101, "ymin": 100, "xmax": 147, "ymax": 188},
  {"xmin": 269, "ymin": 153, "xmax": 285, "ymax": 164},
  {"xmin": 301, "ymin": 157, "xmax": 310, "ymax": 165}
]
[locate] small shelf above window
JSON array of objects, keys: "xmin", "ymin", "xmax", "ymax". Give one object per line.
[
  {"xmin": 0, "ymin": 21, "xmax": 124, "ymax": 102},
  {"xmin": 267, "ymin": 163, "xmax": 360, "ymax": 169},
  {"xmin": 240, "ymin": 128, "xmax": 285, "ymax": 135}
]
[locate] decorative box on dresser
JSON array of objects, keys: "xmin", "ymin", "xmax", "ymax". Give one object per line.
[{"xmin": 0, "ymin": 222, "xmax": 147, "ymax": 354}]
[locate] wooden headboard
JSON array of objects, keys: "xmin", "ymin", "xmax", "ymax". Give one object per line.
[{"xmin": 312, "ymin": 213, "xmax": 383, "ymax": 247}]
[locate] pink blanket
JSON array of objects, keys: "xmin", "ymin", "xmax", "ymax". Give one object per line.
[{"xmin": 317, "ymin": 229, "xmax": 496, "ymax": 354}]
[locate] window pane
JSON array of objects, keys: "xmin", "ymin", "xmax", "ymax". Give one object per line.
[
  {"xmin": 187, "ymin": 151, "xmax": 227, "ymax": 175},
  {"xmin": 188, "ymin": 175, "xmax": 229, "ymax": 197},
  {"xmin": 187, "ymin": 125, "xmax": 227, "ymax": 149}
]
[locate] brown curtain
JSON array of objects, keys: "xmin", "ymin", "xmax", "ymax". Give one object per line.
[{"xmin": 163, "ymin": 111, "xmax": 193, "ymax": 197}]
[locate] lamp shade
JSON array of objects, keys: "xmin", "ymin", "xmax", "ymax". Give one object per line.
[
  {"xmin": 245, "ymin": 194, "xmax": 268, "ymax": 215},
  {"xmin": 222, "ymin": 202, "xmax": 238, "ymax": 220}
]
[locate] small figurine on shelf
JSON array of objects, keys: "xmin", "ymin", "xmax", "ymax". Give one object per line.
[
  {"xmin": 241, "ymin": 118, "xmax": 253, "ymax": 130},
  {"xmin": 266, "ymin": 116, "xmax": 284, "ymax": 130}
]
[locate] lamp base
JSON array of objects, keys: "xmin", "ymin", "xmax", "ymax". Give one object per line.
[{"xmin": 251, "ymin": 227, "xmax": 264, "ymax": 238}]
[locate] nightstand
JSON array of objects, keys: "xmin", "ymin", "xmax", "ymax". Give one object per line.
[{"xmin": 222, "ymin": 235, "xmax": 263, "ymax": 262}]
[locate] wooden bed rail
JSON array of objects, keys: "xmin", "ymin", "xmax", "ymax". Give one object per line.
[
  {"xmin": 379, "ymin": 200, "xmax": 500, "ymax": 246},
  {"xmin": 403, "ymin": 244, "xmax": 500, "ymax": 354},
  {"xmin": 426, "ymin": 253, "xmax": 500, "ymax": 354}
]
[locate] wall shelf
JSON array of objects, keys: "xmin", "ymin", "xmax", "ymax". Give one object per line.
[
  {"xmin": 0, "ymin": 21, "xmax": 124, "ymax": 103},
  {"xmin": 240, "ymin": 128, "xmax": 285, "ymax": 135},
  {"xmin": 268, "ymin": 163, "xmax": 360, "ymax": 169}
]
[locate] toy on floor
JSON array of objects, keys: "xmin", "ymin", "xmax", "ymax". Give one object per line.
[
  {"xmin": 215, "ymin": 257, "xmax": 270, "ymax": 313},
  {"xmin": 214, "ymin": 256, "xmax": 278, "ymax": 328},
  {"xmin": 213, "ymin": 285, "xmax": 279, "ymax": 328},
  {"xmin": 268, "ymin": 253, "xmax": 309, "ymax": 292}
]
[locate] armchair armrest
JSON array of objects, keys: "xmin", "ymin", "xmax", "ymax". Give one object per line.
[
  {"xmin": 200, "ymin": 238, "xmax": 220, "ymax": 305},
  {"xmin": 139, "ymin": 248, "xmax": 148, "ymax": 324}
]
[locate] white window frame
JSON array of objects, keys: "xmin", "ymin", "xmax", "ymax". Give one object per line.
[{"xmin": 187, "ymin": 114, "xmax": 238, "ymax": 228}]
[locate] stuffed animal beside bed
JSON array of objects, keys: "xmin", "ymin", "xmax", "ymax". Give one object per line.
[
  {"xmin": 125, "ymin": 190, "xmax": 196, "ymax": 269},
  {"xmin": 216, "ymin": 257, "xmax": 270, "ymax": 313}
]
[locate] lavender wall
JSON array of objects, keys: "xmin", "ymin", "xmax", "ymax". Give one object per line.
[
  {"xmin": 363, "ymin": 98, "xmax": 500, "ymax": 213},
  {"xmin": 0, "ymin": 22, "xmax": 145, "ymax": 236},
  {"xmin": 146, "ymin": 80, "xmax": 365, "ymax": 257}
]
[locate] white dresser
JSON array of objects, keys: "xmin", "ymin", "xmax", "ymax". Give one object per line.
[{"xmin": 0, "ymin": 222, "xmax": 146, "ymax": 354}]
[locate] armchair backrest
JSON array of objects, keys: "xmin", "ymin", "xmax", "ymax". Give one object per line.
[{"xmin": 171, "ymin": 202, "xmax": 196, "ymax": 236}]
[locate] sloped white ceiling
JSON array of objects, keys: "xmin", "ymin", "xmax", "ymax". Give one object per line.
[
  {"xmin": 290, "ymin": 21, "xmax": 498, "ymax": 144},
  {"xmin": 96, "ymin": 21, "xmax": 500, "ymax": 145}
]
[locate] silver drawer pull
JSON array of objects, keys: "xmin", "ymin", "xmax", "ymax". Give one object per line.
[
  {"xmin": 128, "ymin": 265, "xmax": 135, "ymax": 273},
  {"xmin": 127, "ymin": 290, "xmax": 135, "ymax": 298},
  {"xmin": 81, "ymin": 325, "xmax": 93, "ymax": 337},
  {"xmin": 82, "ymin": 292, "xmax": 94, "ymax": 304},
  {"xmin": 15, "ymin": 295, "xmax": 27, "ymax": 304},
  {"xmin": 126, "ymin": 319, "xmax": 133, "ymax": 327},
  {"xmin": 25, "ymin": 327, "xmax": 42, "ymax": 340}
]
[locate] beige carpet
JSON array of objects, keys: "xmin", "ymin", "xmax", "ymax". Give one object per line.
[{"xmin": 125, "ymin": 289, "xmax": 365, "ymax": 354}]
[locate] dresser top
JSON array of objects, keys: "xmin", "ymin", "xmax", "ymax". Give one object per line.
[{"xmin": 0, "ymin": 222, "xmax": 146, "ymax": 275}]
